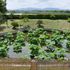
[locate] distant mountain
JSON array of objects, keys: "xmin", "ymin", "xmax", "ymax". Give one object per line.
[
  {"xmin": 15, "ymin": 7, "xmax": 60, "ymax": 11},
  {"xmin": 16, "ymin": 8, "xmax": 42, "ymax": 11},
  {"xmin": 44, "ymin": 8, "xmax": 60, "ymax": 10}
]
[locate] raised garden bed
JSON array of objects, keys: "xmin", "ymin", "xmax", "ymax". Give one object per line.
[
  {"xmin": 0, "ymin": 58, "xmax": 70, "ymax": 70},
  {"xmin": 0, "ymin": 28, "xmax": 70, "ymax": 70}
]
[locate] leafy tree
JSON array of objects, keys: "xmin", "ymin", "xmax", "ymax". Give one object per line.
[
  {"xmin": 0, "ymin": 0, "xmax": 7, "ymax": 24},
  {"xmin": 0, "ymin": 0, "xmax": 7, "ymax": 13}
]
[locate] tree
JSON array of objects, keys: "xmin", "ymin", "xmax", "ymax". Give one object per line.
[
  {"xmin": 0, "ymin": 0, "xmax": 7, "ymax": 26},
  {"xmin": 0, "ymin": 0, "xmax": 7, "ymax": 13}
]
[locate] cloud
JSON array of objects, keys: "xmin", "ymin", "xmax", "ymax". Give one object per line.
[
  {"xmin": 6, "ymin": 0, "xmax": 40, "ymax": 10},
  {"xmin": 6, "ymin": 0, "xmax": 70, "ymax": 10}
]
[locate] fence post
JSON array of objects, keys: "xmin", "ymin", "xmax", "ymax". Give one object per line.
[{"xmin": 31, "ymin": 60, "xmax": 37, "ymax": 70}]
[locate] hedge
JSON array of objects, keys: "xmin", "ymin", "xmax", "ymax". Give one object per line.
[{"xmin": 5, "ymin": 14, "xmax": 70, "ymax": 19}]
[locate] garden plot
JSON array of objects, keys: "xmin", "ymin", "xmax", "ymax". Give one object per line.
[{"xmin": 0, "ymin": 28, "xmax": 70, "ymax": 61}]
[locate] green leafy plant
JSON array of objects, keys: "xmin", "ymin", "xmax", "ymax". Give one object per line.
[
  {"xmin": 28, "ymin": 37, "xmax": 39, "ymax": 45},
  {"xmin": 29, "ymin": 44, "xmax": 41, "ymax": 59},
  {"xmin": 0, "ymin": 41, "xmax": 8, "ymax": 57},
  {"xmin": 39, "ymin": 34, "xmax": 47, "ymax": 46},
  {"xmin": 4, "ymin": 32, "xmax": 14, "ymax": 45},
  {"xmin": 28, "ymin": 28, "xmax": 44, "ymax": 37},
  {"xmin": 51, "ymin": 30, "xmax": 64, "ymax": 47},
  {"xmin": 13, "ymin": 31, "xmax": 25, "ymax": 53},
  {"xmin": 54, "ymin": 48, "xmax": 66, "ymax": 60},
  {"xmin": 67, "ymin": 41, "xmax": 70, "ymax": 51},
  {"xmin": 0, "ymin": 27, "xmax": 69, "ymax": 60},
  {"xmin": 13, "ymin": 43, "xmax": 22, "ymax": 53}
]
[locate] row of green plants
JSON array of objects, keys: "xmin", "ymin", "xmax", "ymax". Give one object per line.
[
  {"xmin": 0, "ymin": 28, "xmax": 70, "ymax": 60},
  {"xmin": 27, "ymin": 28, "xmax": 70, "ymax": 60}
]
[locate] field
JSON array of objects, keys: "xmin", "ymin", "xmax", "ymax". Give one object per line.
[
  {"xmin": 1, "ymin": 13, "xmax": 70, "ymax": 69},
  {"xmin": 1, "ymin": 0, "xmax": 70, "ymax": 70},
  {"xmin": 1, "ymin": 19, "xmax": 70, "ymax": 33}
]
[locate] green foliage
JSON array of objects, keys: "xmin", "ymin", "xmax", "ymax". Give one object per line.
[
  {"xmin": 67, "ymin": 18, "xmax": 70, "ymax": 23},
  {"xmin": 9, "ymin": 13, "xmax": 14, "ymax": 21},
  {"xmin": 27, "ymin": 28, "xmax": 45, "ymax": 46},
  {"xmin": 54, "ymin": 48, "xmax": 66, "ymax": 60},
  {"xmin": 4, "ymin": 32, "xmax": 14, "ymax": 45},
  {"xmin": 11, "ymin": 21, "xmax": 19, "ymax": 29},
  {"xmin": 0, "ymin": 48, "xmax": 7, "ymax": 57},
  {"xmin": 50, "ymin": 14, "xmax": 55, "ymax": 19},
  {"xmin": 39, "ymin": 34, "xmax": 48, "ymax": 46},
  {"xmin": 36, "ymin": 20, "xmax": 44, "ymax": 28},
  {"xmin": 36, "ymin": 47, "xmax": 67, "ymax": 60},
  {"xmin": 6, "ymin": 14, "xmax": 69, "ymax": 19},
  {"xmin": 0, "ymin": 0, "xmax": 7, "ymax": 25},
  {"xmin": 27, "ymin": 28, "xmax": 69, "ymax": 60},
  {"xmin": 0, "ymin": 12, "xmax": 7, "ymax": 25},
  {"xmin": 13, "ymin": 31, "xmax": 25, "ymax": 53},
  {"xmin": 28, "ymin": 37, "xmax": 39, "ymax": 45},
  {"xmin": 0, "ymin": 28, "xmax": 70, "ymax": 60},
  {"xmin": 28, "ymin": 28, "xmax": 44, "ymax": 39},
  {"xmin": 13, "ymin": 43, "xmax": 22, "ymax": 53},
  {"xmin": 23, "ymin": 17, "xmax": 29, "ymax": 22},
  {"xmin": 22, "ymin": 25, "xmax": 30, "ymax": 33},
  {"xmin": 51, "ymin": 30, "xmax": 64, "ymax": 47},
  {"xmin": 29, "ymin": 44, "xmax": 41, "ymax": 59},
  {"xmin": 0, "ymin": 40, "xmax": 8, "ymax": 57},
  {"xmin": 0, "ymin": 12, "xmax": 4, "ymax": 24},
  {"xmin": 15, "ymin": 31, "xmax": 25, "ymax": 45},
  {"xmin": 0, "ymin": 0, "xmax": 7, "ymax": 13}
]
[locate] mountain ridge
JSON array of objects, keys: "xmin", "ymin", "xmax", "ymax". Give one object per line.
[{"xmin": 8, "ymin": 7, "xmax": 61, "ymax": 11}]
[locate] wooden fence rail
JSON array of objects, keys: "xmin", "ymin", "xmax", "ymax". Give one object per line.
[{"xmin": 0, "ymin": 58, "xmax": 70, "ymax": 70}]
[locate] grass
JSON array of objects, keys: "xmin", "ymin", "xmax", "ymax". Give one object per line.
[{"xmin": 0, "ymin": 19, "xmax": 70, "ymax": 32}]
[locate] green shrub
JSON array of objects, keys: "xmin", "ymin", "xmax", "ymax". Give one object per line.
[
  {"xmin": 36, "ymin": 20, "xmax": 44, "ymax": 28},
  {"xmin": 67, "ymin": 41, "xmax": 70, "ymax": 51},
  {"xmin": 67, "ymin": 18, "xmax": 70, "ymax": 23},
  {"xmin": 11, "ymin": 21, "xmax": 19, "ymax": 29}
]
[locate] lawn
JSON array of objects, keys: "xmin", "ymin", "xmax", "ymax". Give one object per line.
[{"xmin": 0, "ymin": 19, "xmax": 70, "ymax": 32}]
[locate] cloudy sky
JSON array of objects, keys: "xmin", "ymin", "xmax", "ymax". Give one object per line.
[{"xmin": 6, "ymin": 0, "xmax": 70, "ymax": 10}]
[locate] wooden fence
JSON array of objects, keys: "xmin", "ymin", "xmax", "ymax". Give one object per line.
[{"xmin": 0, "ymin": 58, "xmax": 70, "ymax": 70}]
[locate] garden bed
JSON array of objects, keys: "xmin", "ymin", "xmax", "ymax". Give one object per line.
[
  {"xmin": 0, "ymin": 28, "xmax": 70, "ymax": 70},
  {"xmin": 0, "ymin": 28, "xmax": 70, "ymax": 59}
]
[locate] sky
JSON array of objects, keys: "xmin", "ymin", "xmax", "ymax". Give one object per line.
[{"xmin": 6, "ymin": 0, "xmax": 70, "ymax": 10}]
